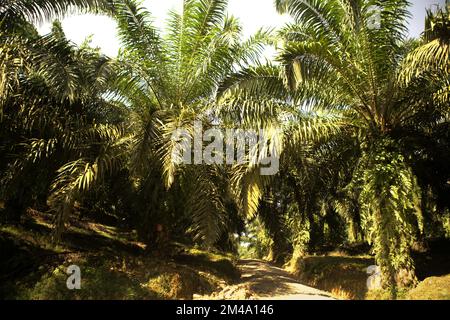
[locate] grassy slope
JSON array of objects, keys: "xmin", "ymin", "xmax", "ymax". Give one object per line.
[
  {"xmin": 406, "ymin": 275, "xmax": 450, "ymax": 300},
  {"xmin": 0, "ymin": 211, "xmax": 239, "ymax": 300},
  {"xmin": 287, "ymin": 243, "xmax": 450, "ymax": 300},
  {"xmin": 289, "ymin": 253, "xmax": 374, "ymax": 300}
]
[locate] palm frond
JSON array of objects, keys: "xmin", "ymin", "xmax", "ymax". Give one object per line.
[{"xmin": 0, "ymin": 0, "xmax": 115, "ymax": 29}]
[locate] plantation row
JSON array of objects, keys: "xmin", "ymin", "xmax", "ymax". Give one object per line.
[{"xmin": 1, "ymin": 0, "xmax": 449, "ymax": 297}]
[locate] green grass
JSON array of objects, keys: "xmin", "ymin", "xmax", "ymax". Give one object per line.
[
  {"xmin": 22, "ymin": 258, "xmax": 158, "ymax": 300},
  {"xmin": 175, "ymin": 247, "xmax": 240, "ymax": 282},
  {"xmin": 0, "ymin": 212, "xmax": 239, "ymax": 300},
  {"xmin": 9, "ymin": 252, "xmax": 231, "ymax": 300}
]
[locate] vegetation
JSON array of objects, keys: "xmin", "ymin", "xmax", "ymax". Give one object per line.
[
  {"xmin": 1, "ymin": 0, "xmax": 449, "ymax": 300},
  {"xmin": 290, "ymin": 254, "xmax": 374, "ymax": 300},
  {"xmin": 0, "ymin": 211, "xmax": 239, "ymax": 300},
  {"xmin": 406, "ymin": 275, "xmax": 450, "ymax": 300}
]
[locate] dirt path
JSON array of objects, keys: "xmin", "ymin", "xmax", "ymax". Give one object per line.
[{"xmin": 195, "ymin": 259, "xmax": 335, "ymax": 300}]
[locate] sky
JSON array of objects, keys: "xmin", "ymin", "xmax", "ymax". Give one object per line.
[{"xmin": 37, "ymin": 0, "xmax": 446, "ymax": 58}]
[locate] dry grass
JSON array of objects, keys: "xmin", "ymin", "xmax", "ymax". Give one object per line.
[
  {"xmin": 290, "ymin": 249, "xmax": 450, "ymax": 300},
  {"xmin": 406, "ymin": 275, "xmax": 450, "ymax": 300},
  {"xmin": 330, "ymin": 287, "xmax": 355, "ymax": 300},
  {"xmin": 289, "ymin": 253, "xmax": 374, "ymax": 300}
]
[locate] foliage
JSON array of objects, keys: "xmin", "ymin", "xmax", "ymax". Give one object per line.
[
  {"xmin": 268, "ymin": 0, "xmax": 450, "ymax": 291},
  {"xmin": 1, "ymin": 0, "xmax": 449, "ymax": 300},
  {"xmin": 105, "ymin": 0, "xmax": 270, "ymax": 246},
  {"xmin": 0, "ymin": 21, "xmax": 127, "ymax": 243},
  {"xmin": 349, "ymin": 138, "xmax": 423, "ymax": 290}
]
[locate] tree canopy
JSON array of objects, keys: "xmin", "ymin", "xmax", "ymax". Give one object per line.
[{"xmin": 1, "ymin": 0, "xmax": 449, "ymax": 298}]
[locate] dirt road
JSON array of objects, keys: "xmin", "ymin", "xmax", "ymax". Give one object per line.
[{"xmin": 196, "ymin": 259, "xmax": 335, "ymax": 300}]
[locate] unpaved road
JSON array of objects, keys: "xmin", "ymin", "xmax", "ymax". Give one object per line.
[{"xmin": 196, "ymin": 259, "xmax": 335, "ymax": 300}]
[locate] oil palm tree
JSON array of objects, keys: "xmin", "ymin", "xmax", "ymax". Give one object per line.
[
  {"xmin": 270, "ymin": 0, "xmax": 449, "ymax": 291},
  {"xmin": 0, "ymin": 0, "xmax": 115, "ymax": 114},
  {"xmin": 1, "ymin": 1, "xmax": 122, "ymax": 236},
  {"xmin": 47, "ymin": 0, "xmax": 272, "ymax": 247},
  {"xmin": 0, "ymin": 0, "xmax": 114, "ymax": 29},
  {"xmin": 216, "ymin": 0, "xmax": 448, "ymax": 291},
  {"xmin": 0, "ymin": 21, "xmax": 126, "ymax": 242}
]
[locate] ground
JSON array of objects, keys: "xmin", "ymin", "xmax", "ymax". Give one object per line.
[
  {"xmin": 195, "ymin": 259, "xmax": 334, "ymax": 300},
  {"xmin": 1, "ymin": 210, "xmax": 449, "ymax": 300},
  {"xmin": 289, "ymin": 254, "xmax": 374, "ymax": 299},
  {"xmin": 406, "ymin": 275, "xmax": 450, "ymax": 300},
  {"xmin": 0, "ymin": 211, "xmax": 240, "ymax": 300}
]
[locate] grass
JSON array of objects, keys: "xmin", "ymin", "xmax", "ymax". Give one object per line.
[
  {"xmin": 0, "ymin": 211, "xmax": 239, "ymax": 300},
  {"xmin": 21, "ymin": 257, "xmax": 158, "ymax": 300},
  {"xmin": 406, "ymin": 275, "xmax": 450, "ymax": 300},
  {"xmin": 365, "ymin": 275, "xmax": 450, "ymax": 300},
  {"xmin": 288, "ymin": 252, "xmax": 374, "ymax": 300},
  {"xmin": 288, "ymin": 241, "xmax": 450, "ymax": 300},
  {"xmin": 174, "ymin": 247, "xmax": 240, "ymax": 282}
]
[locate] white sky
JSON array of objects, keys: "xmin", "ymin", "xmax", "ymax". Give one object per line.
[{"xmin": 37, "ymin": 0, "xmax": 446, "ymax": 58}]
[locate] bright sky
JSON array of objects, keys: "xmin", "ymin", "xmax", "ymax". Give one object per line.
[{"xmin": 37, "ymin": 0, "xmax": 446, "ymax": 57}]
